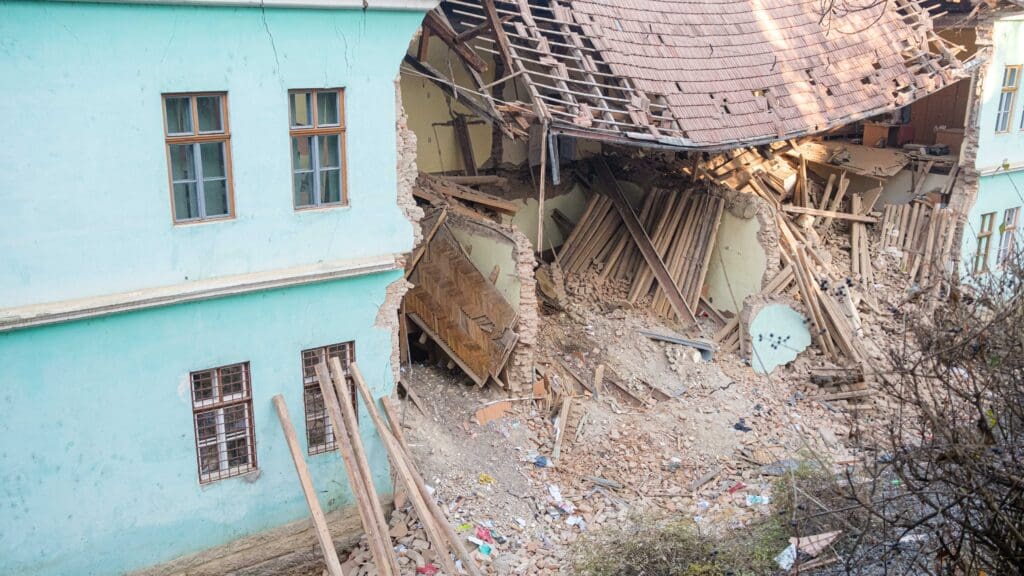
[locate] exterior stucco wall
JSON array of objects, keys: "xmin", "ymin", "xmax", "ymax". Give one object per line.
[
  {"xmin": 0, "ymin": 272, "xmax": 402, "ymax": 576},
  {"xmin": 975, "ymin": 16, "xmax": 1024, "ymax": 173},
  {"xmin": 0, "ymin": 1, "xmax": 425, "ymax": 309},
  {"xmin": 961, "ymin": 170, "xmax": 1024, "ymax": 277}
]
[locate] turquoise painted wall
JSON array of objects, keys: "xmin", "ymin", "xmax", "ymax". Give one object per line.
[
  {"xmin": 962, "ymin": 15, "xmax": 1024, "ymax": 278},
  {"xmin": 976, "ymin": 15, "xmax": 1024, "ymax": 172},
  {"xmin": 0, "ymin": 1, "xmax": 425, "ymax": 309},
  {"xmin": 0, "ymin": 272, "xmax": 401, "ymax": 576},
  {"xmin": 961, "ymin": 171, "xmax": 1024, "ymax": 277}
]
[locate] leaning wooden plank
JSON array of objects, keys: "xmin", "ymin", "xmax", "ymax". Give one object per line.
[
  {"xmin": 595, "ymin": 159, "xmax": 697, "ymax": 326},
  {"xmin": 326, "ymin": 359, "xmax": 402, "ymax": 576},
  {"xmin": 380, "ymin": 398, "xmax": 486, "ymax": 576},
  {"xmin": 552, "ymin": 396, "xmax": 573, "ymax": 465},
  {"xmin": 315, "ymin": 363, "xmax": 397, "ymax": 576},
  {"xmin": 819, "ymin": 171, "xmax": 849, "ymax": 232},
  {"xmin": 349, "ymin": 363, "xmax": 459, "ymax": 575},
  {"xmin": 272, "ymin": 395, "xmax": 347, "ymax": 576},
  {"xmin": 783, "ymin": 205, "xmax": 877, "ymax": 223}
]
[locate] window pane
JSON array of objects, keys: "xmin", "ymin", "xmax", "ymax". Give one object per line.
[
  {"xmin": 294, "ymin": 173, "xmax": 314, "ymax": 207},
  {"xmin": 321, "ymin": 169, "xmax": 341, "ymax": 204},
  {"xmin": 196, "ymin": 411, "xmax": 218, "ymax": 442},
  {"xmin": 191, "ymin": 370, "xmax": 215, "ymax": 404},
  {"xmin": 225, "ymin": 437, "xmax": 250, "ymax": 468},
  {"xmin": 307, "ymin": 417, "xmax": 328, "ymax": 448},
  {"xmin": 292, "ymin": 136, "xmax": 312, "ymax": 171},
  {"xmin": 302, "ymin": 349, "xmax": 323, "ymax": 379},
  {"xmin": 203, "ymin": 179, "xmax": 229, "ymax": 217},
  {"xmin": 165, "ymin": 97, "xmax": 192, "ymax": 134},
  {"xmin": 220, "ymin": 365, "xmax": 246, "ymax": 397},
  {"xmin": 200, "ymin": 142, "xmax": 226, "ymax": 179},
  {"xmin": 223, "ymin": 404, "xmax": 250, "ymax": 435},
  {"xmin": 173, "ymin": 182, "xmax": 200, "ymax": 220},
  {"xmin": 290, "ymin": 92, "xmax": 312, "ymax": 127},
  {"xmin": 1005, "ymin": 67, "xmax": 1019, "ymax": 88},
  {"xmin": 318, "ymin": 134, "xmax": 340, "ymax": 168},
  {"xmin": 169, "ymin": 144, "xmax": 196, "ymax": 182},
  {"xmin": 317, "ymin": 91, "xmax": 339, "ymax": 126},
  {"xmin": 196, "ymin": 96, "xmax": 223, "ymax": 133},
  {"xmin": 199, "ymin": 444, "xmax": 221, "ymax": 474}
]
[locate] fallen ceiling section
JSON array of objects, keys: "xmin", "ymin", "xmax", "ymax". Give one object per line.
[{"xmin": 424, "ymin": 0, "xmax": 965, "ymax": 150}]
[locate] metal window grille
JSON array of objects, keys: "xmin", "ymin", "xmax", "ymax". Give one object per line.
[
  {"xmin": 301, "ymin": 342, "xmax": 356, "ymax": 455},
  {"xmin": 191, "ymin": 362, "xmax": 257, "ymax": 483}
]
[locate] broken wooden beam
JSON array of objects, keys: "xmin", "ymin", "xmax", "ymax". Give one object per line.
[
  {"xmin": 422, "ymin": 11, "xmax": 488, "ymax": 73},
  {"xmin": 782, "ymin": 205, "xmax": 877, "ymax": 223}
]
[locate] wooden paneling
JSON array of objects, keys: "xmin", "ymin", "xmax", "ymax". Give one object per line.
[{"xmin": 406, "ymin": 224, "xmax": 518, "ymax": 385}]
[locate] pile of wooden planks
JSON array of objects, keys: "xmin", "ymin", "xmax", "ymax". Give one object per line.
[
  {"xmin": 879, "ymin": 201, "xmax": 958, "ymax": 286},
  {"xmin": 558, "ymin": 186, "xmax": 724, "ymax": 322},
  {"xmin": 810, "ymin": 367, "xmax": 873, "ymax": 412}
]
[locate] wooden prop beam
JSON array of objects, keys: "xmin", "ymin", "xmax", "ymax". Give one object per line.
[
  {"xmin": 314, "ymin": 363, "xmax": 396, "ymax": 576},
  {"xmin": 348, "ymin": 362, "xmax": 460, "ymax": 574},
  {"xmin": 380, "ymin": 397, "xmax": 486, "ymax": 576},
  {"xmin": 272, "ymin": 395, "xmax": 346, "ymax": 576}
]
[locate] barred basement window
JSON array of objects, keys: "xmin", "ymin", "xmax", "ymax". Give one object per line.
[
  {"xmin": 191, "ymin": 362, "xmax": 256, "ymax": 483},
  {"xmin": 289, "ymin": 89, "xmax": 347, "ymax": 209},
  {"xmin": 301, "ymin": 342, "xmax": 356, "ymax": 455}
]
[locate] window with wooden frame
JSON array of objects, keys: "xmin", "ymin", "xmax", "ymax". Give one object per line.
[
  {"xmin": 995, "ymin": 65, "xmax": 1020, "ymax": 133},
  {"xmin": 289, "ymin": 89, "xmax": 347, "ymax": 209},
  {"xmin": 301, "ymin": 342, "xmax": 356, "ymax": 455},
  {"xmin": 997, "ymin": 206, "xmax": 1020, "ymax": 266},
  {"xmin": 191, "ymin": 362, "xmax": 256, "ymax": 483},
  {"xmin": 974, "ymin": 211, "xmax": 997, "ymax": 274},
  {"xmin": 163, "ymin": 93, "xmax": 234, "ymax": 223}
]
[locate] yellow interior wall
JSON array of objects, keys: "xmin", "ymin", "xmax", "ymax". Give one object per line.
[{"xmin": 401, "ymin": 34, "xmax": 494, "ymax": 174}]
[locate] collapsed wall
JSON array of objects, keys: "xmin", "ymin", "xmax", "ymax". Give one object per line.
[{"xmin": 380, "ymin": 78, "xmax": 426, "ymax": 385}]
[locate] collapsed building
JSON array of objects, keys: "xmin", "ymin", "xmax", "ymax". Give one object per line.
[{"xmin": 397, "ymin": 0, "xmax": 971, "ymax": 392}]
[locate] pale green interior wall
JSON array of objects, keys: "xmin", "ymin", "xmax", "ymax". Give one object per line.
[
  {"xmin": 976, "ymin": 16, "xmax": 1024, "ymax": 172},
  {"xmin": 704, "ymin": 212, "xmax": 766, "ymax": 315},
  {"xmin": 0, "ymin": 272, "xmax": 400, "ymax": 576},
  {"xmin": 450, "ymin": 226, "xmax": 521, "ymax": 307},
  {"xmin": 0, "ymin": 1, "xmax": 425, "ymax": 309},
  {"xmin": 510, "ymin": 182, "xmax": 589, "ymax": 251},
  {"xmin": 748, "ymin": 303, "xmax": 811, "ymax": 374},
  {"xmin": 960, "ymin": 171, "xmax": 1024, "ymax": 277}
]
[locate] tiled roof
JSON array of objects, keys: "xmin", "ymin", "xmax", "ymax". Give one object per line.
[{"xmin": 440, "ymin": 0, "xmax": 964, "ymax": 149}]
